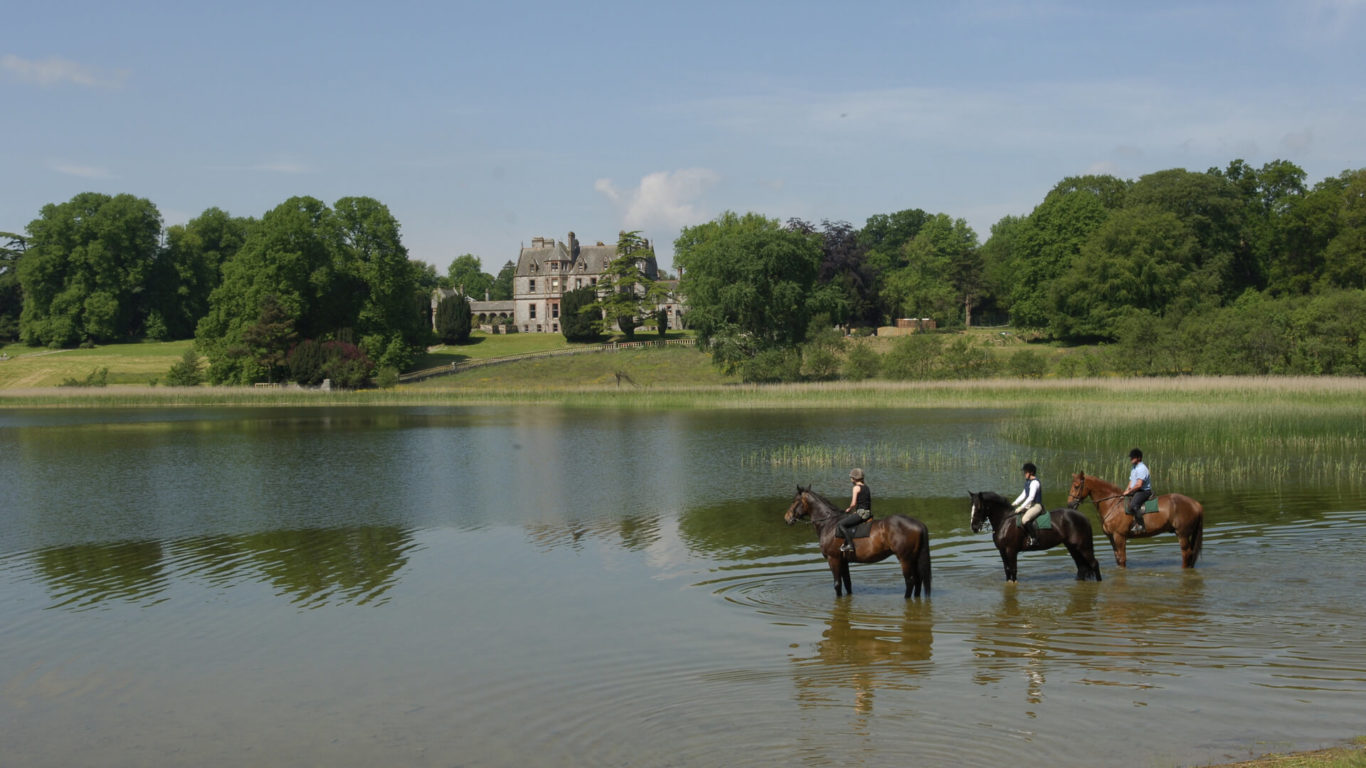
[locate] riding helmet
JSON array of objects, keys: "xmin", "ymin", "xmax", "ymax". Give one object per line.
[{"xmin": 1129, "ymin": 448, "xmax": 1143, "ymax": 460}]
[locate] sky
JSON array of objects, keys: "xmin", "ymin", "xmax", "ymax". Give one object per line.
[{"xmin": 4, "ymin": 0, "xmax": 1364, "ymax": 275}]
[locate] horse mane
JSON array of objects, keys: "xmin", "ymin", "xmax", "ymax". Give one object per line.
[
  {"xmin": 803, "ymin": 488, "xmax": 841, "ymax": 512},
  {"xmin": 1077, "ymin": 472, "xmax": 1121, "ymax": 494},
  {"xmin": 976, "ymin": 490, "xmax": 1012, "ymax": 507}
]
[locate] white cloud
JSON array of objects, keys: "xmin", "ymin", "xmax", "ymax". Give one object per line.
[
  {"xmin": 50, "ymin": 162, "xmax": 112, "ymax": 179},
  {"xmin": 595, "ymin": 168, "xmax": 720, "ymax": 232},
  {"xmin": 2, "ymin": 54, "xmax": 127, "ymax": 89}
]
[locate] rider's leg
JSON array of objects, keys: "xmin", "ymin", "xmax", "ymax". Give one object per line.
[
  {"xmin": 837, "ymin": 512, "xmax": 863, "ymax": 552},
  {"xmin": 1021, "ymin": 503, "xmax": 1044, "ymax": 545},
  {"xmin": 1128, "ymin": 490, "xmax": 1150, "ymax": 533}
]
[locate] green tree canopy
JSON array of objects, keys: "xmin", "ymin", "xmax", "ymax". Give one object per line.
[
  {"xmin": 446, "ymin": 254, "xmax": 494, "ymax": 299},
  {"xmin": 675, "ymin": 211, "xmax": 825, "ymax": 371},
  {"xmin": 19, "ymin": 192, "xmax": 163, "ymax": 347},
  {"xmin": 196, "ymin": 196, "xmax": 422, "ymax": 383},
  {"xmin": 593, "ymin": 231, "xmax": 666, "ymax": 339}
]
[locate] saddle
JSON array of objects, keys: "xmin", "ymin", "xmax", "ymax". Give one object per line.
[{"xmin": 845, "ymin": 518, "xmax": 875, "ymax": 539}]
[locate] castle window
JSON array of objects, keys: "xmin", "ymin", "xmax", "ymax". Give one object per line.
[
  {"xmin": 551, "ymin": 303, "xmax": 560, "ymax": 319},
  {"xmin": 550, "ymin": 262, "xmax": 559, "ymax": 271},
  {"xmin": 529, "ymin": 278, "xmax": 536, "ymax": 292},
  {"xmin": 530, "ymin": 303, "xmax": 537, "ymax": 319}
]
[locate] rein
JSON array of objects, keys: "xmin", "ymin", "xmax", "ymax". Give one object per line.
[{"xmin": 800, "ymin": 492, "xmax": 843, "ymax": 528}]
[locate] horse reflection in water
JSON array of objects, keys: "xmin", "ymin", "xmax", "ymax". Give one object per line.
[
  {"xmin": 790, "ymin": 599, "xmax": 934, "ymax": 732},
  {"xmin": 784, "ymin": 486, "xmax": 931, "ymax": 598},
  {"xmin": 971, "ymin": 585, "xmax": 1101, "ymax": 707}
]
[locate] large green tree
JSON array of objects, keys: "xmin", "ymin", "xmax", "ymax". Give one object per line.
[
  {"xmin": 445, "ymin": 254, "xmax": 494, "ymax": 299},
  {"xmin": 1049, "ymin": 205, "xmax": 1201, "ymax": 340},
  {"xmin": 594, "ymin": 231, "xmax": 666, "ymax": 339},
  {"xmin": 490, "ymin": 260, "xmax": 516, "ymax": 301},
  {"xmin": 196, "ymin": 196, "xmax": 423, "ymax": 383},
  {"xmin": 147, "ymin": 208, "xmax": 251, "ymax": 340},
  {"xmin": 674, "ymin": 211, "xmax": 825, "ymax": 371},
  {"xmin": 881, "ymin": 214, "xmax": 981, "ymax": 327},
  {"xmin": 19, "ymin": 192, "xmax": 163, "ymax": 346},
  {"xmin": 0, "ymin": 231, "xmax": 25, "ymax": 341}
]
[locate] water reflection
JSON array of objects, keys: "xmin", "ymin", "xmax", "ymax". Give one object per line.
[
  {"xmin": 790, "ymin": 600, "xmax": 934, "ymax": 718},
  {"xmin": 19, "ymin": 526, "xmax": 416, "ymax": 610},
  {"xmin": 35, "ymin": 540, "xmax": 169, "ymax": 609}
]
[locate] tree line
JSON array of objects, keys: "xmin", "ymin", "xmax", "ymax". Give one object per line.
[
  {"xmin": 4, "ymin": 157, "xmax": 1363, "ymax": 384},
  {"xmin": 675, "ymin": 159, "xmax": 1366, "ymax": 379},
  {"xmin": 1, "ymin": 193, "xmax": 466, "ymax": 385}
]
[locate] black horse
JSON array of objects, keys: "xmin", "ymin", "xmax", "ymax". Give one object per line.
[
  {"xmin": 969, "ymin": 490, "xmax": 1102, "ymax": 582},
  {"xmin": 785, "ymin": 486, "xmax": 931, "ymax": 598}
]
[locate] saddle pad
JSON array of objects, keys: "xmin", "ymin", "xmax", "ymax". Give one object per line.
[
  {"xmin": 848, "ymin": 519, "xmax": 874, "ymax": 539},
  {"xmin": 1012, "ymin": 511, "xmax": 1052, "ymax": 530},
  {"xmin": 1144, "ymin": 499, "xmax": 1159, "ymax": 513}
]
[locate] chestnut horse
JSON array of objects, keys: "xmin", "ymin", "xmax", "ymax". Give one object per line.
[
  {"xmin": 1066, "ymin": 472, "xmax": 1204, "ymax": 568},
  {"xmin": 784, "ymin": 486, "xmax": 931, "ymax": 598},
  {"xmin": 969, "ymin": 491, "xmax": 1102, "ymax": 582}
]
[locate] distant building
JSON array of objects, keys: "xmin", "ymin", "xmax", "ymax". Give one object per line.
[{"xmin": 432, "ymin": 232, "xmax": 685, "ymax": 334}]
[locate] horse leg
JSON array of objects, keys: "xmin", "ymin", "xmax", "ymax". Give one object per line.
[
  {"xmin": 999, "ymin": 547, "xmax": 1017, "ymax": 582},
  {"xmin": 841, "ymin": 557, "xmax": 853, "ymax": 595},
  {"xmin": 827, "ymin": 555, "xmax": 845, "ymax": 597},
  {"xmin": 1112, "ymin": 533, "xmax": 1128, "ymax": 569},
  {"xmin": 1064, "ymin": 541, "xmax": 1100, "ymax": 581},
  {"xmin": 1178, "ymin": 515, "xmax": 1203, "ymax": 568}
]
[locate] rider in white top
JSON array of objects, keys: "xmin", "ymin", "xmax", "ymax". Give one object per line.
[{"xmin": 1012, "ymin": 462, "xmax": 1044, "ymax": 546}]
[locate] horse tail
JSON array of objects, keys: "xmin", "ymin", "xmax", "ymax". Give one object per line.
[
  {"xmin": 917, "ymin": 525, "xmax": 932, "ymax": 596},
  {"xmin": 1189, "ymin": 505, "xmax": 1204, "ymax": 567}
]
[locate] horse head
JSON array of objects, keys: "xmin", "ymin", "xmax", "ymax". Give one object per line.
[
  {"xmin": 1066, "ymin": 472, "xmax": 1090, "ymax": 509},
  {"xmin": 784, "ymin": 485, "xmax": 813, "ymax": 525},
  {"xmin": 969, "ymin": 491, "xmax": 987, "ymax": 533}
]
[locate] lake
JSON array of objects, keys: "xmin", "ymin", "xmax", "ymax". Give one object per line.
[{"xmin": 1, "ymin": 405, "xmax": 1363, "ymax": 767}]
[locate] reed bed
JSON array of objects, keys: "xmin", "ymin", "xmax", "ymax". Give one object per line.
[
  {"xmin": 4, "ymin": 376, "xmax": 1366, "ymax": 411},
  {"xmin": 742, "ymin": 438, "xmax": 993, "ymax": 472}
]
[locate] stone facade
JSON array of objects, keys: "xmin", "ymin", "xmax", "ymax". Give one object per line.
[{"xmin": 432, "ymin": 232, "xmax": 685, "ymax": 334}]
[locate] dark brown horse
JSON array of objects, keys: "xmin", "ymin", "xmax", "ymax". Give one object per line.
[
  {"xmin": 784, "ymin": 486, "xmax": 931, "ymax": 598},
  {"xmin": 1066, "ymin": 472, "xmax": 1204, "ymax": 568},
  {"xmin": 969, "ymin": 491, "xmax": 1102, "ymax": 582}
]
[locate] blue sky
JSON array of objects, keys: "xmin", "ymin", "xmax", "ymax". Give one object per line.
[{"xmin": 4, "ymin": 0, "xmax": 1363, "ymax": 274}]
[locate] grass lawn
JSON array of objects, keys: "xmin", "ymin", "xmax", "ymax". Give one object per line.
[
  {"xmin": 408, "ymin": 345, "xmax": 732, "ymax": 389},
  {"xmin": 0, "ymin": 340, "xmax": 196, "ymax": 389}
]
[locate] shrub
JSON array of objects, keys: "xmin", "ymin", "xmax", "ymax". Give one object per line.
[
  {"xmin": 741, "ymin": 347, "xmax": 802, "ymax": 383},
  {"xmin": 560, "ymin": 286, "xmax": 601, "ymax": 342},
  {"xmin": 435, "ymin": 295, "xmax": 472, "ymax": 344},
  {"xmin": 1007, "ymin": 349, "xmax": 1047, "ymax": 379},
  {"xmin": 882, "ymin": 334, "xmax": 943, "ymax": 380},
  {"xmin": 59, "ymin": 367, "xmax": 108, "ymax": 387},
  {"xmin": 842, "ymin": 341, "xmax": 880, "ymax": 380},
  {"xmin": 375, "ymin": 366, "xmax": 400, "ymax": 389},
  {"xmin": 941, "ymin": 337, "xmax": 997, "ymax": 379},
  {"xmin": 801, "ymin": 345, "xmax": 841, "ymax": 381},
  {"xmin": 165, "ymin": 347, "xmax": 205, "ymax": 386}
]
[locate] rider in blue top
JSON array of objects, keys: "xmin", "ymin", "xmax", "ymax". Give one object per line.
[{"xmin": 1123, "ymin": 448, "xmax": 1152, "ymax": 534}]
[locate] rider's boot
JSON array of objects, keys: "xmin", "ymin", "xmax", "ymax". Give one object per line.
[
  {"xmin": 1023, "ymin": 520, "xmax": 1038, "ymax": 547},
  {"xmin": 840, "ymin": 535, "xmax": 855, "ymax": 554},
  {"xmin": 1129, "ymin": 512, "xmax": 1146, "ymax": 535}
]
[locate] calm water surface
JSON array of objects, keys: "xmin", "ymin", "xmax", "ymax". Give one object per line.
[{"xmin": 1, "ymin": 406, "xmax": 1364, "ymax": 767}]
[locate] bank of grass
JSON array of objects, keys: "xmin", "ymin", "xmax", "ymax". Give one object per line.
[
  {"xmin": 1208, "ymin": 738, "xmax": 1366, "ymax": 767},
  {"xmin": 0, "ymin": 339, "xmax": 196, "ymax": 388}
]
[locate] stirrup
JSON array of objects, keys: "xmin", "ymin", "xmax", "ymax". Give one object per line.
[{"xmin": 840, "ymin": 542, "xmax": 854, "ymax": 553}]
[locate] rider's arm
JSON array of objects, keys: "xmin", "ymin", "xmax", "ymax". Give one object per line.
[
  {"xmin": 847, "ymin": 486, "xmax": 859, "ymax": 512},
  {"xmin": 1011, "ymin": 488, "xmax": 1026, "ymax": 507}
]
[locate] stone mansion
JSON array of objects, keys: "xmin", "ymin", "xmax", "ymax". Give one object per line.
[{"xmin": 432, "ymin": 232, "xmax": 685, "ymax": 334}]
